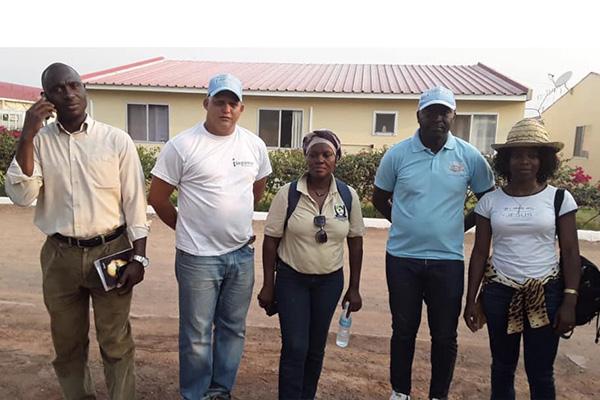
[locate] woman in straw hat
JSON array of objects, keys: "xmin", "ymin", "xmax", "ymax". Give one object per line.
[{"xmin": 463, "ymin": 118, "xmax": 581, "ymax": 399}]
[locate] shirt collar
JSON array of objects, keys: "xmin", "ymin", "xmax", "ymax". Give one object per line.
[
  {"xmin": 410, "ymin": 129, "xmax": 456, "ymax": 153},
  {"xmin": 55, "ymin": 114, "xmax": 93, "ymax": 135},
  {"xmin": 297, "ymin": 173, "xmax": 338, "ymax": 195}
]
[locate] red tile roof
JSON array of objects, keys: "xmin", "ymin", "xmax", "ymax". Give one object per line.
[
  {"xmin": 82, "ymin": 57, "xmax": 529, "ymax": 98},
  {"xmin": 0, "ymin": 81, "xmax": 41, "ymax": 102}
]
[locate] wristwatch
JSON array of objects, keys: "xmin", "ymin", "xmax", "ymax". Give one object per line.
[{"xmin": 132, "ymin": 255, "xmax": 150, "ymax": 268}]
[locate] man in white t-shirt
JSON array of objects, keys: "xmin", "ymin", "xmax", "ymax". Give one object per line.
[{"xmin": 148, "ymin": 73, "xmax": 272, "ymax": 400}]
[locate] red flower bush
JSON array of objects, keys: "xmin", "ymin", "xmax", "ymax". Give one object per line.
[
  {"xmin": 1, "ymin": 126, "xmax": 22, "ymax": 172},
  {"xmin": 571, "ymin": 166, "xmax": 592, "ymax": 184},
  {"xmin": 0, "ymin": 126, "xmax": 21, "ymax": 139}
]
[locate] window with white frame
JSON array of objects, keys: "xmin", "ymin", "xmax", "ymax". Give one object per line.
[
  {"xmin": 373, "ymin": 112, "xmax": 397, "ymax": 135},
  {"xmin": 451, "ymin": 114, "xmax": 497, "ymax": 154},
  {"xmin": 258, "ymin": 109, "xmax": 303, "ymax": 148},
  {"xmin": 127, "ymin": 104, "xmax": 169, "ymax": 142},
  {"xmin": 0, "ymin": 110, "xmax": 26, "ymax": 130},
  {"xmin": 573, "ymin": 126, "xmax": 589, "ymax": 158}
]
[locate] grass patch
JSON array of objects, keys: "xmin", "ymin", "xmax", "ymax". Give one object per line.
[
  {"xmin": 577, "ymin": 207, "xmax": 600, "ymax": 231},
  {"xmin": 361, "ymin": 202, "xmax": 384, "ymax": 218}
]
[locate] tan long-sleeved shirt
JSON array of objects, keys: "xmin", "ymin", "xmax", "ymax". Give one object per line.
[{"xmin": 5, "ymin": 115, "xmax": 149, "ymax": 241}]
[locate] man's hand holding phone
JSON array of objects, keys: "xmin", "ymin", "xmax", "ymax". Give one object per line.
[
  {"xmin": 21, "ymin": 94, "xmax": 56, "ymax": 141},
  {"xmin": 15, "ymin": 94, "xmax": 57, "ymax": 176}
]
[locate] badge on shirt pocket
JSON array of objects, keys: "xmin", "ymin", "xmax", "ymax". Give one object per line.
[
  {"xmin": 447, "ymin": 161, "xmax": 468, "ymax": 178},
  {"xmin": 334, "ymin": 203, "xmax": 348, "ymax": 219}
]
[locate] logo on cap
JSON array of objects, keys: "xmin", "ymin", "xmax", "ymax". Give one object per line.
[
  {"xmin": 418, "ymin": 86, "xmax": 456, "ymax": 111},
  {"xmin": 208, "ymin": 73, "xmax": 243, "ymax": 101}
]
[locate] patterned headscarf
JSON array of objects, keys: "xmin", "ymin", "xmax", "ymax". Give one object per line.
[{"xmin": 302, "ymin": 129, "xmax": 342, "ymax": 161}]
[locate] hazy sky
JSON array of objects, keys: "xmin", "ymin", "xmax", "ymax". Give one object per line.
[{"xmin": 3, "ymin": 1, "xmax": 598, "ymax": 116}]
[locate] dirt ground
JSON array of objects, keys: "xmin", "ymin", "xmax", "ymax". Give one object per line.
[{"xmin": 1, "ymin": 204, "xmax": 599, "ymax": 400}]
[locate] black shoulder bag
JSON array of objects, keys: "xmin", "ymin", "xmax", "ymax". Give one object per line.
[{"xmin": 554, "ymin": 189, "xmax": 600, "ymax": 342}]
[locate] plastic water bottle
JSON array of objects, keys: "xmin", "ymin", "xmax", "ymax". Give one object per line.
[{"xmin": 336, "ymin": 302, "xmax": 352, "ymax": 348}]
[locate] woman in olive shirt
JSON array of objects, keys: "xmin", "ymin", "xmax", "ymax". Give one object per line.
[{"xmin": 258, "ymin": 129, "xmax": 364, "ymax": 400}]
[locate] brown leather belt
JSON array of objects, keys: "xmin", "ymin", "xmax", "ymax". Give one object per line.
[{"xmin": 52, "ymin": 225, "xmax": 126, "ymax": 247}]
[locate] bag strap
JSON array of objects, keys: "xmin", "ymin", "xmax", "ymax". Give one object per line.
[
  {"xmin": 553, "ymin": 188, "xmax": 565, "ymax": 235},
  {"xmin": 284, "ymin": 180, "xmax": 301, "ymax": 231},
  {"xmin": 335, "ymin": 178, "xmax": 353, "ymax": 216},
  {"xmin": 554, "ymin": 189, "xmax": 572, "ymax": 339},
  {"xmin": 284, "ymin": 178, "xmax": 353, "ymax": 231}
]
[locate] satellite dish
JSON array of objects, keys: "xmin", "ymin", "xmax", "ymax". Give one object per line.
[{"xmin": 554, "ymin": 71, "xmax": 572, "ymax": 87}]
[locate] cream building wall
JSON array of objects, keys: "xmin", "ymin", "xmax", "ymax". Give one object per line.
[
  {"xmin": 87, "ymin": 90, "xmax": 205, "ymax": 139},
  {"xmin": 0, "ymin": 99, "xmax": 34, "ymax": 130},
  {"xmin": 1, "ymin": 99, "xmax": 33, "ymax": 111},
  {"xmin": 87, "ymin": 89, "xmax": 525, "ymax": 152},
  {"xmin": 542, "ymin": 73, "xmax": 600, "ymax": 181}
]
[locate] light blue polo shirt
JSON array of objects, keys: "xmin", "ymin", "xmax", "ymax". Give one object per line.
[{"xmin": 375, "ymin": 131, "xmax": 494, "ymax": 260}]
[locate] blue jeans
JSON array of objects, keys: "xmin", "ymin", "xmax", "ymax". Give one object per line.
[
  {"xmin": 482, "ymin": 279, "xmax": 563, "ymax": 400},
  {"xmin": 386, "ymin": 254, "xmax": 464, "ymax": 400},
  {"xmin": 175, "ymin": 245, "xmax": 255, "ymax": 400},
  {"xmin": 276, "ymin": 261, "xmax": 344, "ymax": 400}
]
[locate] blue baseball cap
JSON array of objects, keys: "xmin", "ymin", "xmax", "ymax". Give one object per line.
[
  {"xmin": 207, "ymin": 73, "xmax": 243, "ymax": 101},
  {"xmin": 418, "ymin": 86, "xmax": 456, "ymax": 111}
]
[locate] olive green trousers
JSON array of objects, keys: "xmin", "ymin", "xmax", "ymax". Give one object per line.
[{"xmin": 41, "ymin": 234, "xmax": 135, "ymax": 400}]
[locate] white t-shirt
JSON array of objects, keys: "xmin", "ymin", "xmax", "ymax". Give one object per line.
[
  {"xmin": 475, "ymin": 185, "xmax": 577, "ymax": 282},
  {"xmin": 151, "ymin": 123, "xmax": 272, "ymax": 256}
]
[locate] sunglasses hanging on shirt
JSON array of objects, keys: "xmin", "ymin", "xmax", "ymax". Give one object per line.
[{"xmin": 313, "ymin": 215, "xmax": 328, "ymax": 244}]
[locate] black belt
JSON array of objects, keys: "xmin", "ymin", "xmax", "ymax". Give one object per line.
[{"xmin": 52, "ymin": 225, "xmax": 126, "ymax": 247}]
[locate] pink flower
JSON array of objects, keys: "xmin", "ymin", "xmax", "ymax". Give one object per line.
[{"xmin": 570, "ymin": 166, "xmax": 592, "ymax": 184}]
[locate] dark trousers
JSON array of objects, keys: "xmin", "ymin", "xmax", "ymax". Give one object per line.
[
  {"xmin": 41, "ymin": 235, "xmax": 135, "ymax": 400},
  {"xmin": 276, "ymin": 262, "xmax": 344, "ymax": 400},
  {"xmin": 386, "ymin": 254, "xmax": 464, "ymax": 399},
  {"xmin": 482, "ymin": 280, "xmax": 563, "ymax": 400}
]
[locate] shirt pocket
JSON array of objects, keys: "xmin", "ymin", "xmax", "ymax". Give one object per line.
[
  {"xmin": 85, "ymin": 154, "xmax": 120, "ymax": 189},
  {"xmin": 446, "ymin": 161, "xmax": 469, "ymax": 178}
]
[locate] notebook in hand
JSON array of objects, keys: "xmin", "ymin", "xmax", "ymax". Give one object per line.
[{"xmin": 94, "ymin": 247, "xmax": 134, "ymax": 291}]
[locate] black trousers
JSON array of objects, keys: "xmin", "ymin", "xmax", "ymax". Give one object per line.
[
  {"xmin": 276, "ymin": 262, "xmax": 344, "ymax": 400},
  {"xmin": 386, "ymin": 253, "xmax": 464, "ymax": 399}
]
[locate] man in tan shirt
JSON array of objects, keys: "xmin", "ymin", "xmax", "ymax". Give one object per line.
[{"xmin": 5, "ymin": 63, "xmax": 149, "ymax": 400}]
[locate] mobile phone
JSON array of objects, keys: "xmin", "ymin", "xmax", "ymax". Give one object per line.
[{"xmin": 40, "ymin": 92, "xmax": 57, "ymax": 124}]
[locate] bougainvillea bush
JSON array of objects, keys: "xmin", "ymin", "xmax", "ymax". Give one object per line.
[
  {"xmin": 4, "ymin": 135, "xmax": 600, "ymax": 228},
  {"xmin": 0, "ymin": 127, "xmax": 20, "ymax": 173}
]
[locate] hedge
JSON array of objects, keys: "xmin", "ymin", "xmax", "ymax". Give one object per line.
[
  {"xmin": 260, "ymin": 148, "xmax": 387, "ymax": 215},
  {"xmin": 136, "ymin": 146, "xmax": 600, "ymax": 226},
  {"xmin": 1, "ymin": 125, "xmax": 599, "ymax": 229},
  {"xmin": 0, "ymin": 170, "xmax": 5, "ymax": 197}
]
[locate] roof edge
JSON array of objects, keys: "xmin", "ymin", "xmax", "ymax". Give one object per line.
[
  {"xmin": 81, "ymin": 57, "xmax": 165, "ymax": 80},
  {"xmin": 85, "ymin": 84, "xmax": 528, "ymax": 101},
  {"xmin": 476, "ymin": 62, "xmax": 531, "ymax": 96},
  {"xmin": 542, "ymin": 71, "xmax": 600, "ymax": 115},
  {"xmin": 0, "ymin": 96, "xmax": 36, "ymax": 104},
  {"xmin": 0, "ymin": 81, "xmax": 42, "ymax": 91},
  {"xmin": 0, "ymin": 81, "xmax": 42, "ymax": 102}
]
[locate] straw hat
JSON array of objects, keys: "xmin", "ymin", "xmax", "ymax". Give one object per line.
[{"xmin": 491, "ymin": 118, "xmax": 564, "ymax": 152}]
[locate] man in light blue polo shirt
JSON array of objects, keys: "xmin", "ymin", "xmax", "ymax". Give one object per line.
[{"xmin": 373, "ymin": 86, "xmax": 494, "ymax": 400}]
